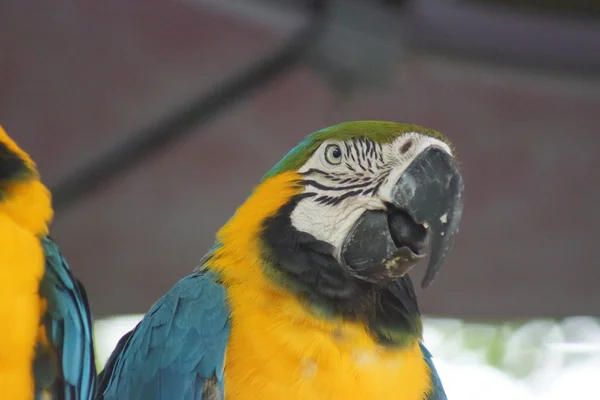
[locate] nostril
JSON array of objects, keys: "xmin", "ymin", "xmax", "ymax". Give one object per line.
[{"xmin": 400, "ymin": 140, "xmax": 413, "ymax": 154}]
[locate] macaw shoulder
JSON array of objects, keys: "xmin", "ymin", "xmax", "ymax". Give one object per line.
[{"xmin": 97, "ymin": 271, "xmax": 231, "ymax": 400}]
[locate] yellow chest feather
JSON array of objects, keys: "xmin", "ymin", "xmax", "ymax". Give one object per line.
[{"xmin": 222, "ymin": 284, "xmax": 431, "ymax": 400}]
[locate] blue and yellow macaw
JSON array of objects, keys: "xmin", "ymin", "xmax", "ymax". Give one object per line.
[
  {"xmin": 0, "ymin": 126, "xmax": 96, "ymax": 399},
  {"xmin": 96, "ymin": 121, "xmax": 464, "ymax": 400}
]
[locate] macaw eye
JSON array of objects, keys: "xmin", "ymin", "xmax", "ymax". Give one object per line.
[{"xmin": 324, "ymin": 144, "xmax": 343, "ymax": 165}]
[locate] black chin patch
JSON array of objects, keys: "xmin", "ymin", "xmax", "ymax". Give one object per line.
[
  {"xmin": 261, "ymin": 193, "xmax": 359, "ymax": 300},
  {"xmin": 260, "ymin": 194, "xmax": 422, "ymax": 346}
]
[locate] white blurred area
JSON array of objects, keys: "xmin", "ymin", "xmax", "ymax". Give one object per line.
[{"xmin": 94, "ymin": 316, "xmax": 600, "ymax": 399}]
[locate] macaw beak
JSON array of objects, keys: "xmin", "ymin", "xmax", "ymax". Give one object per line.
[{"xmin": 340, "ymin": 146, "xmax": 464, "ymax": 288}]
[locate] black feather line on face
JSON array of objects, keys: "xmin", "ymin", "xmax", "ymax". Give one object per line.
[
  {"xmin": 303, "ymin": 179, "xmax": 372, "ymax": 192},
  {"xmin": 260, "ymin": 194, "xmax": 423, "ymax": 346}
]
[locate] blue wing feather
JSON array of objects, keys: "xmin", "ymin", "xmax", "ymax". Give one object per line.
[
  {"xmin": 36, "ymin": 236, "xmax": 97, "ymax": 400},
  {"xmin": 420, "ymin": 342, "xmax": 447, "ymax": 400},
  {"xmin": 96, "ymin": 272, "xmax": 230, "ymax": 400}
]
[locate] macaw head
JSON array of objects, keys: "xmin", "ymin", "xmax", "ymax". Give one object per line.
[
  {"xmin": 210, "ymin": 121, "xmax": 464, "ymax": 343},
  {"xmin": 261, "ymin": 121, "xmax": 463, "ymax": 286}
]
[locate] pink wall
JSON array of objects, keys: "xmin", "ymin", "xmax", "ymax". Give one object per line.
[{"xmin": 2, "ymin": 1, "xmax": 599, "ymax": 319}]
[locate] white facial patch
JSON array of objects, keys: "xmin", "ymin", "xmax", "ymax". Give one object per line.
[{"xmin": 290, "ymin": 132, "xmax": 453, "ymax": 258}]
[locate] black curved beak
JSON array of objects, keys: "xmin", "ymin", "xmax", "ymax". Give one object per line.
[
  {"xmin": 392, "ymin": 146, "xmax": 464, "ymax": 288},
  {"xmin": 340, "ymin": 146, "xmax": 464, "ymax": 289}
]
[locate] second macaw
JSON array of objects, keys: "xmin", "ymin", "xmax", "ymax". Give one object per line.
[
  {"xmin": 0, "ymin": 126, "xmax": 96, "ymax": 400},
  {"xmin": 96, "ymin": 121, "xmax": 464, "ymax": 400}
]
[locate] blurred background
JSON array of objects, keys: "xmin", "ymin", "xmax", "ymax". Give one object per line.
[{"xmin": 1, "ymin": 0, "xmax": 599, "ymax": 398}]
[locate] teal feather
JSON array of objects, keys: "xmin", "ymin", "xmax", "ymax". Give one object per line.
[{"xmin": 35, "ymin": 237, "xmax": 97, "ymax": 400}]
